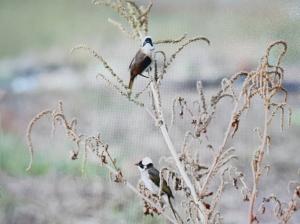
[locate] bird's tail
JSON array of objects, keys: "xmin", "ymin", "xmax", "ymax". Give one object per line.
[
  {"xmin": 128, "ymin": 76, "xmax": 134, "ymax": 90},
  {"xmin": 168, "ymin": 197, "xmax": 183, "ymax": 224}
]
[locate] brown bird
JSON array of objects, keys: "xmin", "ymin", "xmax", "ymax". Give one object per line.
[{"xmin": 128, "ymin": 36, "xmax": 154, "ymax": 90}]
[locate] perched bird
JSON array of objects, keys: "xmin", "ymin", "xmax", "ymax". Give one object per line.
[
  {"xmin": 135, "ymin": 157, "xmax": 182, "ymax": 222},
  {"xmin": 128, "ymin": 36, "xmax": 154, "ymax": 90}
]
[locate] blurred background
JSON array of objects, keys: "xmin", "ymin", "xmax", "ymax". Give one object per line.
[{"xmin": 0, "ymin": 0, "xmax": 300, "ymax": 223}]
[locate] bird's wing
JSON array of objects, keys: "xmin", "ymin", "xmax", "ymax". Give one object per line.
[
  {"xmin": 141, "ymin": 56, "xmax": 152, "ymax": 71},
  {"xmin": 136, "ymin": 55, "xmax": 152, "ymax": 71},
  {"xmin": 148, "ymin": 167, "xmax": 174, "ymax": 198},
  {"xmin": 148, "ymin": 167, "xmax": 160, "ymax": 186},
  {"xmin": 130, "ymin": 49, "xmax": 152, "ymax": 73},
  {"xmin": 129, "ymin": 48, "xmax": 142, "ymax": 69},
  {"xmin": 129, "ymin": 55, "xmax": 135, "ymax": 70}
]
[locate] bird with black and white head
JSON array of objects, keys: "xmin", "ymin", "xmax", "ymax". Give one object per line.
[
  {"xmin": 135, "ymin": 157, "xmax": 182, "ymax": 222},
  {"xmin": 128, "ymin": 36, "xmax": 155, "ymax": 90}
]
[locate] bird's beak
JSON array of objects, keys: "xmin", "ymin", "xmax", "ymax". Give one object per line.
[{"xmin": 134, "ymin": 162, "xmax": 139, "ymax": 166}]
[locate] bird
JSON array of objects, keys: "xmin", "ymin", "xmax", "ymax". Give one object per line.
[
  {"xmin": 135, "ymin": 157, "xmax": 182, "ymax": 222},
  {"xmin": 128, "ymin": 36, "xmax": 154, "ymax": 90}
]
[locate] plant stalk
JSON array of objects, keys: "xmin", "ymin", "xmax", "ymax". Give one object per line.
[{"xmin": 150, "ymin": 82, "xmax": 207, "ymax": 223}]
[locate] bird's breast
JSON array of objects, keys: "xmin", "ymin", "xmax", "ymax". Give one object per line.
[{"xmin": 141, "ymin": 172, "xmax": 159, "ymax": 194}]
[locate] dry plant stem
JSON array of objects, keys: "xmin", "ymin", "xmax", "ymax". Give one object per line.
[
  {"xmin": 71, "ymin": 45, "xmax": 127, "ymax": 90},
  {"xmin": 26, "ymin": 109, "xmax": 52, "ymax": 171},
  {"xmin": 154, "ymin": 33, "xmax": 187, "ymax": 45},
  {"xmin": 150, "ymin": 82, "xmax": 207, "ymax": 223},
  {"xmin": 248, "ymin": 104, "xmax": 269, "ymax": 223},
  {"xmin": 199, "ymin": 85, "xmax": 244, "ymax": 196},
  {"xmin": 108, "ymin": 18, "xmax": 133, "ymax": 38},
  {"xmin": 26, "ymin": 101, "xmax": 175, "ymax": 223}
]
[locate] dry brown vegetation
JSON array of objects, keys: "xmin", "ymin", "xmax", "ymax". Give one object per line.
[{"xmin": 25, "ymin": 1, "xmax": 299, "ymax": 223}]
